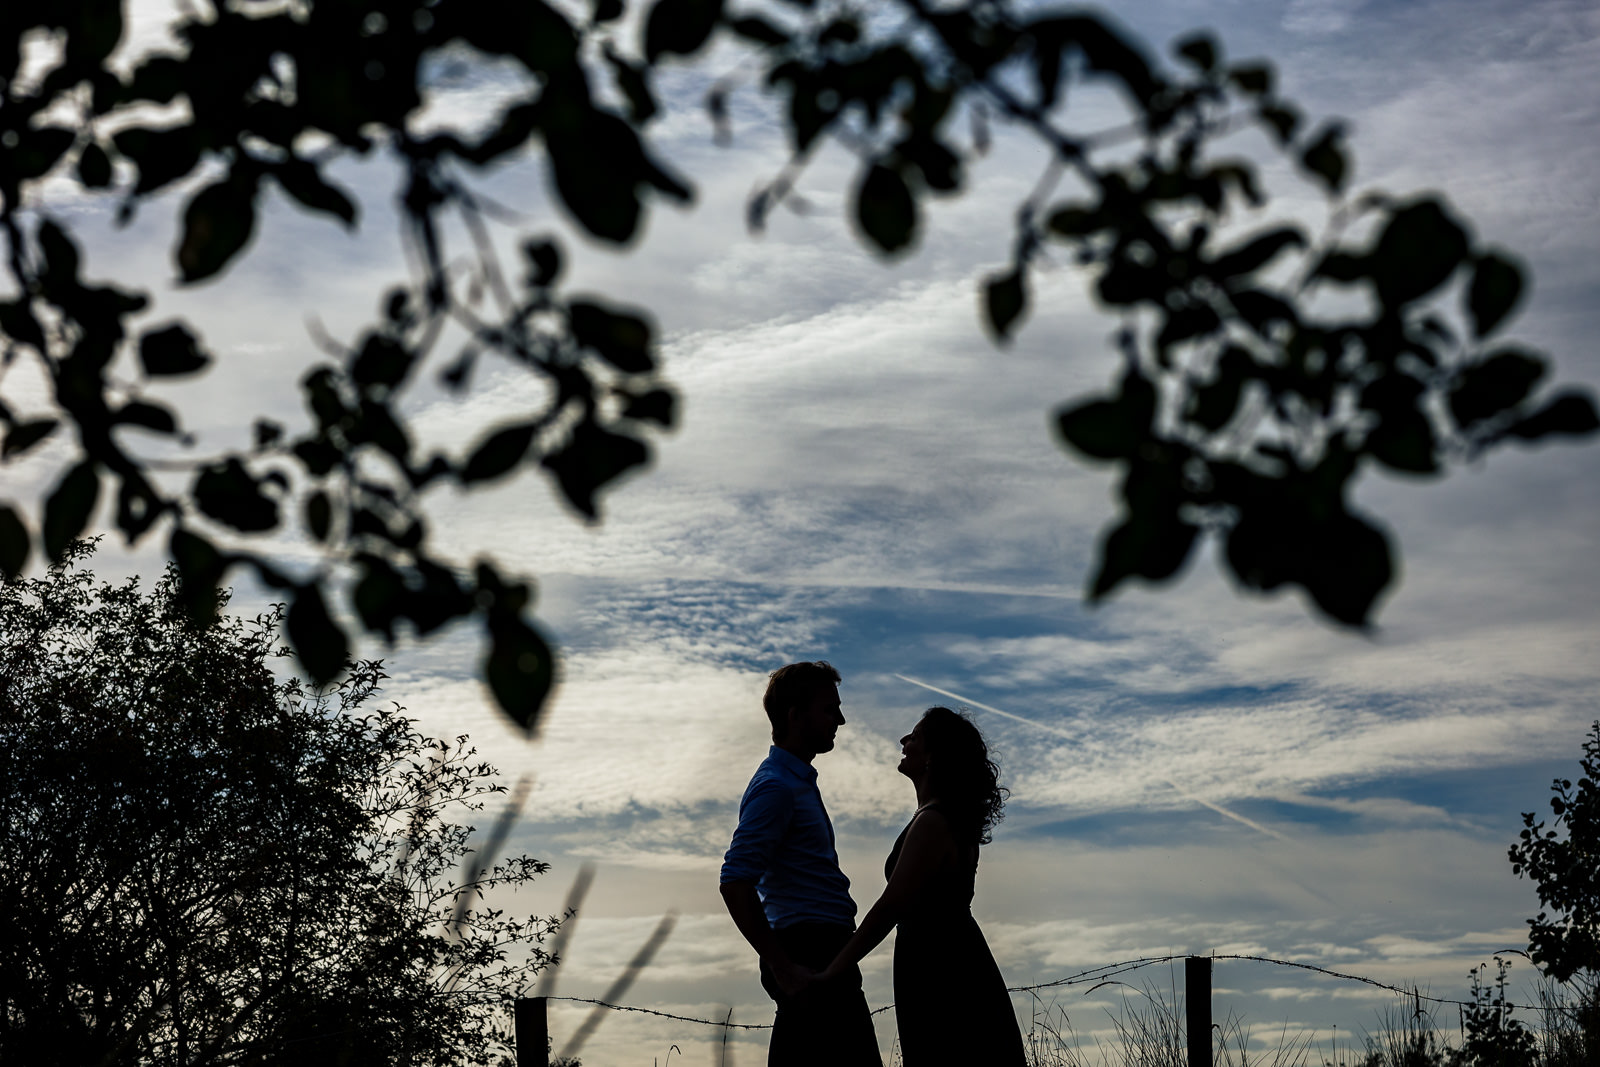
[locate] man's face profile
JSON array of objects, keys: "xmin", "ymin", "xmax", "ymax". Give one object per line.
[{"xmin": 785, "ymin": 684, "xmax": 844, "ymax": 757}]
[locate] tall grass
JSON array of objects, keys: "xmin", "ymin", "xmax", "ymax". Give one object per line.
[
  {"xmin": 1010, "ymin": 968, "xmax": 1596, "ymax": 1067},
  {"xmin": 1018, "ymin": 979, "xmax": 1318, "ymax": 1067}
]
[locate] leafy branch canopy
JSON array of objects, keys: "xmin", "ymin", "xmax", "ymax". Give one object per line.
[{"xmin": 1, "ymin": 0, "xmax": 1594, "ymax": 732}]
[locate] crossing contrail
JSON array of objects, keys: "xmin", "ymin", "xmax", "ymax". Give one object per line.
[{"xmin": 893, "ymin": 673, "xmax": 1292, "ymax": 844}]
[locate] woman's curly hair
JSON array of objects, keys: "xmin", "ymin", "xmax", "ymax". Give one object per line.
[{"xmin": 920, "ymin": 706, "xmax": 1007, "ymax": 845}]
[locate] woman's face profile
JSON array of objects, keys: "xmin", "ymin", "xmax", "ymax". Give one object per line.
[{"xmin": 898, "ymin": 719, "xmax": 930, "ymax": 779}]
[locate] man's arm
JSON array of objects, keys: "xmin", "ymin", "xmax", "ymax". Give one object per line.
[{"xmin": 720, "ymin": 881, "xmax": 812, "ymax": 996}]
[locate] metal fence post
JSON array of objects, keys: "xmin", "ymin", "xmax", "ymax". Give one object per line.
[
  {"xmin": 1186, "ymin": 956, "xmax": 1212, "ymax": 1067},
  {"xmin": 515, "ymin": 997, "xmax": 549, "ymax": 1067}
]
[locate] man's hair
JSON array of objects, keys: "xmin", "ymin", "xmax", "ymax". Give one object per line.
[{"xmin": 763, "ymin": 661, "xmax": 841, "ymax": 741}]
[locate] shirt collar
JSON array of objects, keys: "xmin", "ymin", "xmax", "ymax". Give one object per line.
[{"xmin": 768, "ymin": 745, "xmax": 817, "ymax": 782}]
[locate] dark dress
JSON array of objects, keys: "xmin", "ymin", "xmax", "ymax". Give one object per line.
[{"xmin": 887, "ymin": 805, "xmax": 1027, "ymax": 1066}]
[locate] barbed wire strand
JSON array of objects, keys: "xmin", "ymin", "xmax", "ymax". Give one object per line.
[
  {"xmin": 547, "ymin": 996, "xmax": 773, "ymax": 1030},
  {"xmin": 544, "ymin": 951, "xmax": 1563, "ymax": 1031}
]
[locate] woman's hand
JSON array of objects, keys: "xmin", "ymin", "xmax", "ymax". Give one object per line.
[{"xmin": 770, "ymin": 958, "xmax": 817, "ymax": 998}]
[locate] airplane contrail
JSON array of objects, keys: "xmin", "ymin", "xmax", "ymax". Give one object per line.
[{"xmin": 893, "ymin": 673, "xmax": 1292, "ymax": 844}]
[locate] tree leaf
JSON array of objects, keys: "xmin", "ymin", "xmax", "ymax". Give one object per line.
[
  {"xmin": 1155, "ymin": 305, "xmax": 1222, "ymax": 352},
  {"xmin": 983, "ymin": 269, "xmax": 1027, "ymax": 343},
  {"xmin": 76, "ymin": 142, "xmax": 113, "ymax": 189},
  {"xmin": 115, "ymin": 401, "xmax": 177, "ymax": 435},
  {"xmin": 541, "ymin": 418, "xmax": 649, "ymax": 518},
  {"xmin": 1096, "ymin": 259, "xmax": 1166, "ymax": 307},
  {"xmin": 729, "ymin": 15, "xmax": 789, "ymax": 47},
  {"xmin": 353, "ymin": 554, "xmax": 404, "ymax": 639},
  {"xmin": 621, "ymin": 387, "xmax": 675, "ymax": 427},
  {"xmin": 1228, "ymin": 287, "xmax": 1292, "ymax": 334},
  {"xmin": 485, "ymin": 612, "xmax": 556, "ymax": 734},
  {"xmin": 854, "ymin": 164, "xmax": 917, "ymax": 256},
  {"xmin": 254, "ymin": 419, "xmax": 284, "ymax": 450},
  {"xmin": 1088, "ymin": 512, "xmax": 1200, "ymax": 600},
  {"xmin": 38, "ymin": 220, "xmax": 81, "ymax": 284},
  {"xmin": 10, "ymin": 127, "xmax": 75, "ymax": 181},
  {"xmin": 194, "ymin": 458, "xmax": 279, "ymax": 532},
  {"xmin": 1298, "ymin": 122, "xmax": 1348, "ymax": 195},
  {"xmin": 0, "ymin": 299, "xmax": 47, "ymax": 353},
  {"xmin": 570, "ymin": 300, "xmax": 654, "ymax": 373},
  {"xmin": 43, "ymin": 460, "xmax": 100, "ymax": 562},
  {"xmin": 169, "ymin": 527, "xmax": 227, "ymax": 623},
  {"xmin": 1448, "ymin": 347, "xmax": 1546, "ymax": 428},
  {"xmin": 113, "ymin": 125, "xmax": 203, "ymax": 196},
  {"xmin": 1208, "ymin": 226, "xmax": 1305, "ymax": 281},
  {"xmin": 1364, "ymin": 410, "xmax": 1438, "ymax": 475},
  {"xmin": 1066, "ymin": 16, "xmax": 1160, "ymax": 104},
  {"xmin": 115, "ymin": 471, "xmax": 163, "ymax": 543},
  {"xmin": 0, "ymin": 504, "xmax": 28, "ymax": 579},
  {"xmin": 405, "ymin": 559, "xmax": 475, "ymax": 635},
  {"xmin": 306, "ymin": 490, "xmax": 332, "ymax": 542},
  {"xmin": 1055, "ymin": 373, "xmax": 1156, "ymax": 461},
  {"xmin": 287, "ymin": 583, "xmax": 348, "ymax": 684},
  {"xmin": 353, "ymin": 399, "xmax": 410, "ymax": 460},
  {"xmin": 1173, "ymin": 32, "xmax": 1218, "ymax": 72},
  {"xmin": 644, "ymin": 0, "xmax": 723, "ymax": 62},
  {"xmin": 1301, "ymin": 511, "xmax": 1394, "ymax": 627},
  {"xmin": 1257, "ymin": 103, "xmax": 1300, "ymax": 144},
  {"xmin": 125, "ymin": 54, "xmax": 185, "ymax": 104},
  {"xmin": 273, "ymin": 158, "xmax": 358, "ymax": 227},
  {"xmin": 139, "ymin": 323, "xmax": 211, "ymax": 376},
  {"xmin": 1506, "ymin": 391, "xmax": 1600, "ymax": 442},
  {"xmin": 1369, "ymin": 197, "xmax": 1471, "ymax": 309},
  {"xmin": 1046, "ymin": 205, "xmax": 1103, "ymax": 237},
  {"xmin": 541, "ymin": 103, "xmax": 687, "ymax": 244},
  {"xmin": 350, "ymin": 335, "xmax": 414, "ymax": 391},
  {"xmin": 1312, "ymin": 251, "xmax": 1368, "ymax": 284},
  {"xmin": 177, "ymin": 173, "xmax": 260, "ymax": 283},
  {"xmin": 1227, "ymin": 63, "xmax": 1273, "ymax": 96},
  {"xmin": 1187, "ymin": 347, "xmax": 1251, "ymax": 432},
  {"xmin": 461, "ymin": 422, "xmax": 538, "ymax": 484},
  {"xmin": 1225, "ymin": 496, "xmax": 1392, "ymax": 628},
  {"xmin": 900, "ymin": 135, "xmax": 962, "ymax": 192},
  {"xmin": 2, "ymin": 418, "xmax": 59, "ymax": 460},
  {"xmin": 1466, "ymin": 251, "xmax": 1525, "ymax": 339},
  {"xmin": 522, "ymin": 238, "xmax": 562, "ymax": 287}
]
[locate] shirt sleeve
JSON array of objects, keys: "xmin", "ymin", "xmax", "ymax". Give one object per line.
[{"xmin": 720, "ymin": 775, "xmax": 793, "ymax": 885}]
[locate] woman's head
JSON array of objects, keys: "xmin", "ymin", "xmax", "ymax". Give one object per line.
[{"xmin": 905, "ymin": 706, "xmax": 1007, "ymax": 844}]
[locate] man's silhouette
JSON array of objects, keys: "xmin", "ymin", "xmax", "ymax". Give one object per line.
[{"xmin": 720, "ymin": 661, "xmax": 882, "ymax": 1066}]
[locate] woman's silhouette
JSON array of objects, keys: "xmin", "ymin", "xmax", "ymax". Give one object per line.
[{"xmin": 818, "ymin": 706, "xmax": 1026, "ymax": 1065}]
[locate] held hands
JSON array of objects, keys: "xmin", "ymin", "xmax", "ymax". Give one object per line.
[
  {"xmin": 770, "ymin": 957, "xmax": 819, "ymax": 998},
  {"xmin": 768, "ymin": 954, "xmax": 850, "ymax": 997}
]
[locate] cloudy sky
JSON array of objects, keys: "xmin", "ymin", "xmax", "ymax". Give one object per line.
[{"xmin": 10, "ymin": 0, "xmax": 1600, "ymax": 1062}]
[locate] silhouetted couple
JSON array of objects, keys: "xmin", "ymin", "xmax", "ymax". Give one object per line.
[{"xmin": 720, "ymin": 661, "xmax": 1026, "ymax": 1066}]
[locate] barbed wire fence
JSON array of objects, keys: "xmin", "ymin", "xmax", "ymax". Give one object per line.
[{"xmin": 521, "ymin": 947, "xmax": 1567, "ymax": 1061}]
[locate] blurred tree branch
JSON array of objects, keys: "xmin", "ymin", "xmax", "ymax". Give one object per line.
[{"xmin": 1, "ymin": 0, "xmax": 1594, "ymax": 732}]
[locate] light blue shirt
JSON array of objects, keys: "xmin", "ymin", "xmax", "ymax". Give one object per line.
[{"xmin": 720, "ymin": 746, "xmax": 857, "ymax": 930}]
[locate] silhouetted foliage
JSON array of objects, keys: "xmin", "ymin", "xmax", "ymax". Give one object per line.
[
  {"xmin": 1510, "ymin": 721, "xmax": 1600, "ymax": 986},
  {"xmin": 1, "ymin": 1, "xmax": 1594, "ymax": 732},
  {"xmin": 0, "ymin": 540, "xmax": 555, "ymax": 1065},
  {"xmin": 1451, "ymin": 958, "xmax": 1537, "ymax": 1067}
]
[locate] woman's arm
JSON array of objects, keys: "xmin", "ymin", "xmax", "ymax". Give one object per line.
[{"xmin": 817, "ymin": 809, "xmax": 956, "ymax": 982}]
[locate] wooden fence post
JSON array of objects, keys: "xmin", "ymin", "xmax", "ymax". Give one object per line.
[
  {"xmin": 1186, "ymin": 956, "xmax": 1211, "ymax": 1067},
  {"xmin": 515, "ymin": 997, "xmax": 549, "ymax": 1067}
]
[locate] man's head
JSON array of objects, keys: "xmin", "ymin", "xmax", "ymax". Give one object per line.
[{"xmin": 764, "ymin": 661, "xmax": 844, "ymax": 760}]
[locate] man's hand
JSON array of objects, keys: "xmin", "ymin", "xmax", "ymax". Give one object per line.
[{"xmin": 768, "ymin": 957, "xmax": 817, "ymax": 998}]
